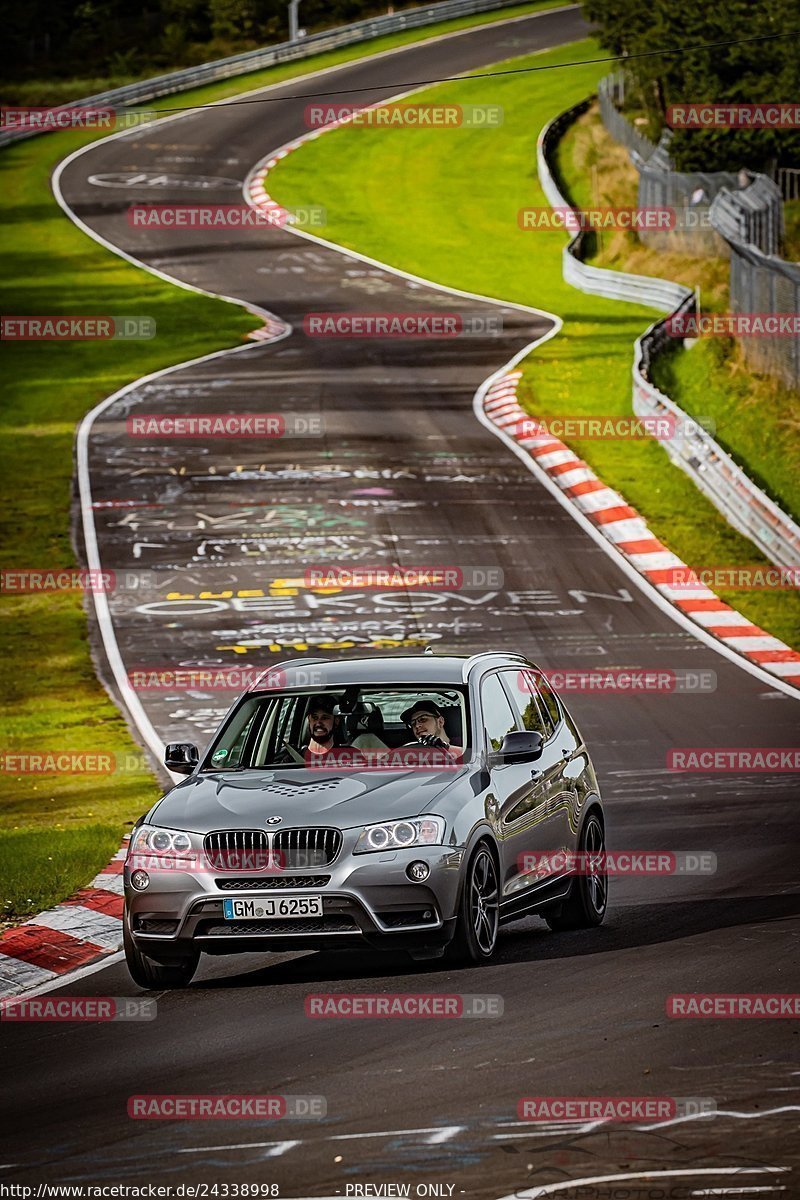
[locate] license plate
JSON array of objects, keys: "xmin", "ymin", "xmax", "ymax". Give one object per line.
[{"xmin": 222, "ymin": 895, "xmax": 323, "ymax": 920}]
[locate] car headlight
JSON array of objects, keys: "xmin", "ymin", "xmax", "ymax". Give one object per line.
[
  {"xmin": 353, "ymin": 816, "xmax": 445, "ymax": 854},
  {"xmin": 128, "ymin": 823, "xmax": 195, "ymax": 862}
]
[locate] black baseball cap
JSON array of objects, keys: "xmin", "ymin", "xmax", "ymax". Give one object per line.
[
  {"xmin": 401, "ymin": 699, "xmax": 444, "ymax": 725},
  {"xmin": 306, "ymin": 694, "xmax": 338, "ymax": 715}
]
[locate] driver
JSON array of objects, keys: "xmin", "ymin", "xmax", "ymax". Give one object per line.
[
  {"xmin": 400, "ymin": 700, "xmax": 463, "ymax": 760},
  {"xmin": 302, "ymin": 694, "xmax": 344, "ymax": 757}
]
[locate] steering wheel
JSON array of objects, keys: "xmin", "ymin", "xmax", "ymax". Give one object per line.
[{"xmin": 281, "ymin": 739, "xmax": 305, "ymax": 764}]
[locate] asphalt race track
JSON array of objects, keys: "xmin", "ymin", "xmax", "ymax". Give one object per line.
[{"xmin": 2, "ymin": 6, "xmax": 799, "ymax": 1196}]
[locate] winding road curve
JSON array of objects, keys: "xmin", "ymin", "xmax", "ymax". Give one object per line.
[{"xmin": 2, "ymin": 8, "xmax": 798, "ymax": 1196}]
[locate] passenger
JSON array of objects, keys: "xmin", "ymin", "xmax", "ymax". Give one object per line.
[{"xmin": 400, "ymin": 700, "xmax": 463, "ymax": 760}]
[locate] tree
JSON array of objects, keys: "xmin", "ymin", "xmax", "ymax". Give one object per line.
[{"xmin": 583, "ymin": 0, "xmax": 800, "ymax": 171}]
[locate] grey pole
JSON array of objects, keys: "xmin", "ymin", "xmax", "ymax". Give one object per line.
[{"xmin": 288, "ymin": 0, "xmax": 301, "ymax": 42}]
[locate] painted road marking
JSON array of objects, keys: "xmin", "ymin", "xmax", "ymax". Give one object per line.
[{"xmin": 496, "ymin": 1168, "xmax": 790, "ymax": 1200}]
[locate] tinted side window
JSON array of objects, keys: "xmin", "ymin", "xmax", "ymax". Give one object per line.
[
  {"xmin": 502, "ymin": 670, "xmax": 550, "ymax": 738},
  {"xmin": 533, "ymin": 673, "xmax": 562, "ymax": 732},
  {"xmin": 480, "ymin": 673, "xmax": 519, "ymax": 751}
]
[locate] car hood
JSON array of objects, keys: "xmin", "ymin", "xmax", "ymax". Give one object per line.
[{"xmin": 148, "ymin": 766, "xmax": 469, "ymax": 833}]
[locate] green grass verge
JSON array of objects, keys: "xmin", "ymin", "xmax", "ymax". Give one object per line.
[
  {"xmin": 0, "ymin": 826, "xmax": 126, "ymax": 929},
  {"xmin": 0, "ymin": 0, "xmax": 564, "ymax": 924},
  {"xmin": 264, "ymin": 38, "xmax": 800, "ymax": 650}
]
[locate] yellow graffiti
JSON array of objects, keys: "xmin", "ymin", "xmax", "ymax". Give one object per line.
[
  {"xmin": 164, "ymin": 580, "xmax": 343, "ymax": 601},
  {"xmin": 215, "ymin": 636, "xmax": 428, "ymax": 655}
]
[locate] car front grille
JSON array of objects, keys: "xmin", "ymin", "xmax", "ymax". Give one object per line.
[
  {"xmin": 204, "ymin": 830, "xmax": 270, "ymax": 871},
  {"xmin": 274, "ymin": 828, "xmax": 342, "ymax": 868},
  {"xmin": 215, "ymin": 875, "xmax": 330, "ymax": 891},
  {"xmin": 203, "ymin": 829, "xmax": 341, "ymax": 870}
]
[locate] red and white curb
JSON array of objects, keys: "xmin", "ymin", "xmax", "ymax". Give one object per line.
[
  {"xmin": 484, "ymin": 372, "xmax": 800, "ymax": 687},
  {"xmin": 0, "ymin": 839, "xmax": 128, "ymax": 999},
  {"xmin": 247, "ymin": 312, "xmax": 290, "ymax": 341}
]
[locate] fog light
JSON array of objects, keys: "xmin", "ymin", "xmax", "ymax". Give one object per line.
[
  {"xmin": 131, "ymin": 869, "xmax": 150, "ymax": 891},
  {"xmin": 407, "ymin": 861, "xmax": 430, "ymax": 883}
]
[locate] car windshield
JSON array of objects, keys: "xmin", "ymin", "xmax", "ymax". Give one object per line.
[{"xmin": 202, "ymin": 686, "xmax": 470, "ymax": 770}]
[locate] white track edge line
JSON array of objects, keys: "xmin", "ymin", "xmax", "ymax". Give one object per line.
[{"xmin": 496, "ymin": 1167, "xmax": 789, "ymax": 1200}]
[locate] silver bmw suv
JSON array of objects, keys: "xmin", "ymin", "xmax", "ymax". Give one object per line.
[{"xmin": 123, "ymin": 652, "xmax": 607, "ymax": 988}]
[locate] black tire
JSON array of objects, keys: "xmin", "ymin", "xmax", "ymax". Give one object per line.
[
  {"xmin": 545, "ymin": 811, "xmax": 607, "ymax": 931},
  {"xmin": 123, "ymin": 910, "xmax": 199, "ymax": 989},
  {"xmin": 448, "ymin": 843, "xmax": 500, "ymax": 963}
]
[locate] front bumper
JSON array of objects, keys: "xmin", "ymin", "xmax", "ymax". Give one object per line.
[{"xmin": 125, "ymin": 844, "xmax": 464, "ymax": 955}]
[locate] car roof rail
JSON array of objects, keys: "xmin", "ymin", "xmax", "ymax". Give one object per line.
[
  {"xmin": 247, "ymin": 657, "xmax": 328, "ymax": 691},
  {"xmin": 462, "ymin": 650, "xmax": 528, "ymax": 680},
  {"xmin": 269, "ymin": 656, "xmax": 327, "ymax": 669}
]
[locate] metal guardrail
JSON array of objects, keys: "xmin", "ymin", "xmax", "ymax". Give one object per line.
[
  {"xmin": 633, "ymin": 315, "xmax": 800, "ymax": 569},
  {"xmin": 537, "ymin": 97, "xmax": 800, "ymax": 569},
  {"xmin": 0, "ymin": 0, "xmax": 526, "ymax": 149},
  {"xmin": 537, "ymin": 102, "xmax": 691, "ymax": 313},
  {"xmin": 708, "ymin": 175, "xmax": 784, "ymax": 258}
]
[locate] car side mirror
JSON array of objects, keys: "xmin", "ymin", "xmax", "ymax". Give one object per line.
[
  {"xmin": 491, "ymin": 730, "xmax": 544, "ymax": 766},
  {"xmin": 165, "ymin": 742, "xmax": 199, "ymax": 775}
]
